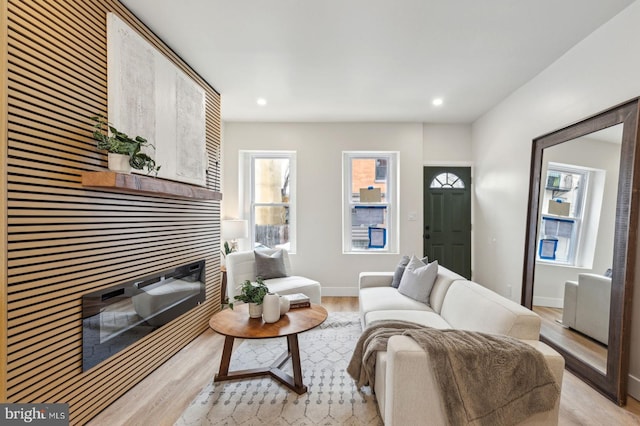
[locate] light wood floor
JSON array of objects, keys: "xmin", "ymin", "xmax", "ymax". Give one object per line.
[
  {"xmin": 88, "ymin": 297, "xmax": 640, "ymax": 426},
  {"xmin": 534, "ymin": 305, "xmax": 608, "ymax": 374}
]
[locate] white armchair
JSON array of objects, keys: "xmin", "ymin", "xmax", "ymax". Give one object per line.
[
  {"xmin": 225, "ymin": 249, "xmax": 321, "ymax": 303},
  {"xmin": 562, "ymin": 273, "xmax": 611, "ymax": 345}
]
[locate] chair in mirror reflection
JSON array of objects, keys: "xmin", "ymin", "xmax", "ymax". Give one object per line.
[{"xmin": 562, "ymin": 272, "xmax": 611, "ymax": 346}]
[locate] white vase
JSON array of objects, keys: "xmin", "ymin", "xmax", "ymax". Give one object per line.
[
  {"xmin": 248, "ymin": 302, "xmax": 263, "ymax": 318},
  {"xmin": 108, "ymin": 153, "xmax": 131, "ymax": 173},
  {"xmin": 279, "ymin": 296, "xmax": 290, "ymax": 315},
  {"xmin": 262, "ymin": 293, "xmax": 281, "ymax": 323}
]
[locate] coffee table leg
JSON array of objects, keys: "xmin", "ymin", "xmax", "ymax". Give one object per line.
[
  {"xmin": 217, "ymin": 335, "xmax": 234, "ymax": 378},
  {"xmin": 287, "ymin": 334, "xmax": 303, "ymax": 389},
  {"xmin": 214, "ymin": 333, "xmax": 307, "ymax": 394}
]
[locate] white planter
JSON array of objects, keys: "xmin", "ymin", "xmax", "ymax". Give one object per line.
[
  {"xmin": 248, "ymin": 302, "xmax": 263, "ymax": 318},
  {"xmin": 262, "ymin": 293, "xmax": 281, "ymax": 323},
  {"xmin": 279, "ymin": 296, "xmax": 290, "ymax": 315},
  {"xmin": 108, "ymin": 153, "xmax": 131, "ymax": 173}
]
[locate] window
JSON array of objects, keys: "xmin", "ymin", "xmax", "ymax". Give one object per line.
[
  {"xmin": 342, "ymin": 152, "xmax": 398, "ymax": 253},
  {"xmin": 241, "ymin": 151, "xmax": 296, "ymax": 252},
  {"xmin": 538, "ymin": 163, "xmax": 589, "ymax": 265},
  {"xmin": 429, "ymin": 172, "xmax": 465, "ymax": 189},
  {"xmin": 375, "ymin": 159, "xmax": 388, "ymax": 182}
]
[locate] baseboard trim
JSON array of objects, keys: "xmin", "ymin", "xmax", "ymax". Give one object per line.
[
  {"xmin": 532, "ymin": 296, "xmax": 563, "ymax": 308},
  {"xmin": 628, "ymin": 374, "xmax": 640, "ymax": 400},
  {"xmin": 321, "ymin": 287, "xmax": 359, "ymax": 297}
]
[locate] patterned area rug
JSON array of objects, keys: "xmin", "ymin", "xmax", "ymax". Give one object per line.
[{"xmin": 176, "ymin": 312, "xmax": 382, "ymax": 425}]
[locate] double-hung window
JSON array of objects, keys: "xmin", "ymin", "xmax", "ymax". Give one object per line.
[
  {"xmin": 342, "ymin": 151, "xmax": 398, "ymax": 253},
  {"xmin": 240, "ymin": 151, "xmax": 296, "ymax": 253},
  {"xmin": 538, "ymin": 163, "xmax": 590, "ymax": 265}
]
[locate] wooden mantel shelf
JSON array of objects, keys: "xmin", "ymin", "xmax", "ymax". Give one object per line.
[{"xmin": 81, "ymin": 171, "xmax": 222, "ymax": 201}]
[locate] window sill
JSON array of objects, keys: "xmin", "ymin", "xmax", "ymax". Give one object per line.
[
  {"xmin": 343, "ymin": 250, "xmax": 398, "ymax": 255},
  {"xmin": 535, "ymin": 260, "xmax": 593, "ymax": 270}
]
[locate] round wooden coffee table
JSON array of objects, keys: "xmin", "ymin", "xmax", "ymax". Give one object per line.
[{"xmin": 209, "ymin": 303, "xmax": 328, "ymax": 394}]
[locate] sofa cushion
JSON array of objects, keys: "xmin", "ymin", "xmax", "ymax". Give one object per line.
[
  {"xmin": 440, "ymin": 280, "xmax": 541, "ymax": 340},
  {"xmin": 265, "ymin": 276, "xmax": 321, "ymax": 304},
  {"xmin": 365, "ymin": 310, "xmax": 451, "ymax": 329},
  {"xmin": 428, "ymin": 266, "xmax": 465, "ymax": 314},
  {"xmin": 255, "ymin": 249, "xmax": 288, "ymax": 279},
  {"xmin": 397, "ymin": 257, "xmax": 438, "ymax": 303},
  {"xmin": 360, "ymin": 287, "xmax": 434, "ymax": 324}
]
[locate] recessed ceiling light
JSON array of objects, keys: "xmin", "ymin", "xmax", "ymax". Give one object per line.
[
  {"xmin": 432, "ymin": 98, "xmax": 443, "ymax": 106},
  {"xmin": 256, "ymin": 98, "xmax": 267, "ymax": 106}
]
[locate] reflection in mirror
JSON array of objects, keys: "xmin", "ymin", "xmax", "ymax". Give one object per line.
[
  {"xmin": 523, "ymin": 98, "xmax": 640, "ymax": 405},
  {"xmin": 532, "ymin": 125, "xmax": 622, "ymax": 375}
]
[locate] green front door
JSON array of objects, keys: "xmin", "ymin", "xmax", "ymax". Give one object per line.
[{"xmin": 423, "ymin": 167, "xmax": 472, "ymax": 279}]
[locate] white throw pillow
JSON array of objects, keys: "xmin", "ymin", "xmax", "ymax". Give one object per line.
[
  {"xmin": 397, "ymin": 256, "xmax": 438, "ymax": 304},
  {"xmin": 391, "ymin": 255, "xmax": 428, "ymax": 288}
]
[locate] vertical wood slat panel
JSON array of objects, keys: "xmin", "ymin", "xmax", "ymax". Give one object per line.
[
  {"xmin": 3, "ymin": 0, "xmax": 222, "ymax": 423},
  {"xmin": 1, "ymin": 0, "xmax": 11, "ymax": 406}
]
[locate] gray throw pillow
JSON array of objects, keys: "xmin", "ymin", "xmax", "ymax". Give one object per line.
[
  {"xmin": 397, "ymin": 256, "xmax": 438, "ymax": 304},
  {"xmin": 391, "ymin": 256, "xmax": 410, "ymax": 288},
  {"xmin": 255, "ymin": 250, "xmax": 288, "ymax": 280},
  {"xmin": 391, "ymin": 255, "xmax": 428, "ymax": 288}
]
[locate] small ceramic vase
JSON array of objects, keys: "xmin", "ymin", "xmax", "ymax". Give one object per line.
[
  {"xmin": 107, "ymin": 153, "xmax": 131, "ymax": 173},
  {"xmin": 248, "ymin": 302, "xmax": 263, "ymax": 319},
  {"xmin": 279, "ymin": 296, "xmax": 290, "ymax": 315},
  {"xmin": 262, "ymin": 293, "xmax": 280, "ymax": 323}
]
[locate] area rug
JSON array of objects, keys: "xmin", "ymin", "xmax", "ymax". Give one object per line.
[{"xmin": 176, "ymin": 312, "xmax": 382, "ymax": 425}]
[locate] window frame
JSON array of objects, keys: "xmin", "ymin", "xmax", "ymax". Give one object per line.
[
  {"xmin": 537, "ymin": 163, "xmax": 590, "ymax": 266},
  {"xmin": 342, "ymin": 151, "xmax": 399, "ymax": 254},
  {"xmin": 429, "ymin": 172, "xmax": 465, "ymax": 189},
  {"xmin": 240, "ymin": 150, "xmax": 297, "ymax": 253}
]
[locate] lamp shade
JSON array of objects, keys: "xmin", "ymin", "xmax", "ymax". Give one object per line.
[{"xmin": 222, "ymin": 219, "xmax": 249, "ymax": 240}]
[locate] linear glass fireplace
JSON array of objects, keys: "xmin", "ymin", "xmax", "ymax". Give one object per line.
[{"xmin": 82, "ymin": 260, "xmax": 206, "ymax": 371}]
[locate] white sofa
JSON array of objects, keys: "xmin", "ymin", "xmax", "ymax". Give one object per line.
[
  {"xmin": 359, "ymin": 265, "xmax": 564, "ymax": 426},
  {"xmin": 225, "ymin": 249, "xmax": 321, "ymax": 303},
  {"xmin": 562, "ymin": 273, "xmax": 611, "ymax": 345}
]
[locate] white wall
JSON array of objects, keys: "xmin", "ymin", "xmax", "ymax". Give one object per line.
[
  {"xmin": 423, "ymin": 123, "xmax": 472, "ymax": 164},
  {"xmin": 472, "ymin": 0, "xmax": 640, "ymax": 398},
  {"xmin": 222, "ymin": 122, "xmax": 424, "ymax": 296}
]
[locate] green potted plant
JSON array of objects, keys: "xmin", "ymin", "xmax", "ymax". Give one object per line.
[
  {"xmin": 229, "ymin": 278, "xmax": 269, "ymax": 318},
  {"xmin": 90, "ymin": 115, "xmax": 161, "ymax": 175}
]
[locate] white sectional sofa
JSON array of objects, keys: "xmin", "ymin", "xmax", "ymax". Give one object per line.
[
  {"xmin": 226, "ymin": 249, "xmax": 321, "ymax": 303},
  {"xmin": 359, "ymin": 265, "xmax": 564, "ymax": 426}
]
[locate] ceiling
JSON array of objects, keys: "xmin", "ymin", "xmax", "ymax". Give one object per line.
[{"xmin": 120, "ymin": 0, "xmax": 634, "ymax": 123}]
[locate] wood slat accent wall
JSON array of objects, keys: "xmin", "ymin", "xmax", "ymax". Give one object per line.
[{"xmin": 2, "ymin": 1, "xmax": 222, "ymax": 423}]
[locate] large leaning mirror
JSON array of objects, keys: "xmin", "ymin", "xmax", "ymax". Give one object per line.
[{"xmin": 522, "ymin": 98, "xmax": 640, "ymax": 405}]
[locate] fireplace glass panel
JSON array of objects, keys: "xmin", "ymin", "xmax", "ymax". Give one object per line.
[{"xmin": 82, "ymin": 260, "xmax": 205, "ymax": 371}]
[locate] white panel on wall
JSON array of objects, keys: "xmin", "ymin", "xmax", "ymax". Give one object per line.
[
  {"xmin": 107, "ymin": 12, "xmax": 156, "ymax": 146},
  {"xmin": 107, "ymin": 12, "xmax": 206, "ymax": 186},
  {"xmin": 176, "ymin": 71, "xmax": 207, "ymax": 184}
]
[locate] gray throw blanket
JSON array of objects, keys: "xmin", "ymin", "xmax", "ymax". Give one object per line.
[{"xmin": 347, "ymin": 321, "xmax": 560, "ymax": 426}]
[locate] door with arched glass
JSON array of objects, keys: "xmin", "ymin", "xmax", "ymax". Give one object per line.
[{"xmin": 423, "ymin": 167, "xmax": 472, "ymax": 279}]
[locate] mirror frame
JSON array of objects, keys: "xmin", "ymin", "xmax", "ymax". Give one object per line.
[{"xmin": 522, "ymin": 98, "xmax": 640, "ymax": 405}]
